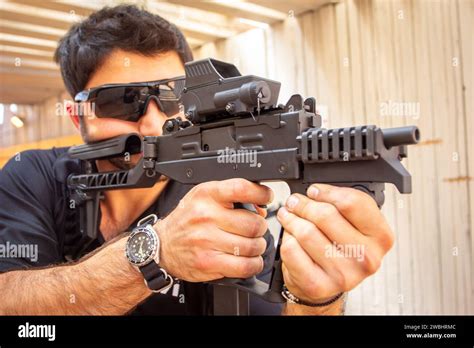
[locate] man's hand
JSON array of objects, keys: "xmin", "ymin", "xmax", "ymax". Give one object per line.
[
  {"xmin": 157, "ymin": 178, "xmax": 274, "ymax": 282},
  {"xmin": 277, "ymin": 183, "xmax": 394, "ymax": 313}
]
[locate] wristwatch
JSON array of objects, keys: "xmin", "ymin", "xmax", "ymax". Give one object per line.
[{"xmin": 125, "ymin": 214, "xmax": 173, "ymax": 293}]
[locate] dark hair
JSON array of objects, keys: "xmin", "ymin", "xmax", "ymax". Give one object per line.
[{"xmin": 54, "ymin": 4, "xmax": 193, "ymax": 97}]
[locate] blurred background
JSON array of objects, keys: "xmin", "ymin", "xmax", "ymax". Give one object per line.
[{"xmin": 0, "ymin": 0, "xmax": 472, "ymax": 314}]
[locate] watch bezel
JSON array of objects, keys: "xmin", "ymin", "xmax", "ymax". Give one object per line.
[{"xmin": 125, "ymin": 225, "xmax": 159, "ymax": 267}]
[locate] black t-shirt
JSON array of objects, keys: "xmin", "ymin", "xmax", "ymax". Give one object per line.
[{"xmin": 0, "ymin": 148, "xmax": 282, "ymax": 315}]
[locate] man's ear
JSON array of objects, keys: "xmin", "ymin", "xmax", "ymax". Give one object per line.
[{"xmin": 66, "ymin": 101, "xmax": 80, "ymax": 130}]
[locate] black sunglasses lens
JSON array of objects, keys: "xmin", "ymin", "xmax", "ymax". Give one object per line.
[
  {"xmin": 95, "ymin": 86, "xmax": 145, "ymax": 120},
  {"xmin": 160, "ymin": 100, "xmax": 181, "ymax": 116},
  {"xmin": 152, "ymin": 80, "xmax": 184, "ymax": 117},
  {"xmin": 89, "ymin": 78, "xmax": 185, "ymax": 121}
]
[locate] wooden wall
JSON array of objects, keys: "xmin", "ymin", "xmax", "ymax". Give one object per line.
[{"xmin": 194, "ymin": 0, "xmax": 473, "ymax": 314}]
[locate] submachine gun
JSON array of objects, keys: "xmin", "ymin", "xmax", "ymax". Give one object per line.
[{"xmin": 67, "ymin": 58, "xmax": 420, "ymax": 315}]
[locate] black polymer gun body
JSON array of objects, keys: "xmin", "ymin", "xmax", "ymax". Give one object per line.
[{"xmin": 67, "ymin": 58, "xmax": 420, "ymax": 307}]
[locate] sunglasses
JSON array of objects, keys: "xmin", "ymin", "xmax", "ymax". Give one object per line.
[{"xmin": 74, "ymin": 76, "xmax": 186, "ymax": 122}]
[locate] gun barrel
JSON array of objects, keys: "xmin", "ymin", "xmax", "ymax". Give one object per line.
[{"xmin": 382, "ymin": 126, "xmax": 420, "ymax": 148}]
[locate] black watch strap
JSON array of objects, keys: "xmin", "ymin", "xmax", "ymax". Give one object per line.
[{"xmin": 139, "ymin": 261, "xmax": 172, "ymax": 292}]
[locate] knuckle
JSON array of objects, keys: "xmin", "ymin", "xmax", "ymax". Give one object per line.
[
  {"xmin": 241, "ymin": 216, "xmax": 260, "ymax": 238},
  {"xmin": 300, "ymin": 198, "xmax": 315, "ymax": 217},
  {"xmin": 257, "ymin": 257, "xmax": 264, "ymax": 273},
  {"xmin": 246, "ymin": 238, "xmax": 265, "ymax": 256},
  {"xmin": 186, "ymin": 186, "xmax": 198, "ymax": 197},
  {"xmin": 336, "ymin": 191, "xmax": 359, "ymax": 215},
  {"xmin": 189, "ymin": 202, "xmax": 212, "ymax": 224},
  {"xmin": 315, "ymin": 203, "xmax": 338, "ymax": 225},
  {"xmin": 239, "ymin": 259, "xmax": 257, "ymax": 277},
  {"xmin": 296, "ymin": 222, "xmax": 316, "ymax": 245},
  {"xmin": 258, "ymin": 237, "xmax": 267, "ymax": 254},
  {"xmin": 360, "ymin": 250, "xmax": 382, "ymax": 275},
  {"xmin": 230, "ymin": 179, "xmax": 247, "ymax": 198},
  {"xmin": 246, "ymin": 241, "xmax": 258, "ymax": 256},
  {"xmin": 190, "ymin": 182, "xmax": 206, "ymax": 196},
  {"xmin": 255, "ymin": 237, "xmax": 267, "ymax": 255},
  {"xmin": 193, "ymin": 252, "xmax": 213, "ymax": 272},
  {"xmin": 307, "ymin": 183, "xmax": 318, "ymax": 193},
  {"xmin": 331, "ymin": 267, "xmax": 348, "ymax": 291},
  {"xmin": 280, "ymin": 237, "xmax": 298, "ymax": 261},
  {"xmin": 278, "ymin": 208, "xmax": 293, "ymax": 228},
  {"xmin": 378, "ymin": 229, "xmax": 395, "ymax": 252},
  {"xmin": 248, "ymin": 216, "xmax": 267, "ymax": 237},
  {"xmin": 355, "ymin": 188, "xmax": 378, "ymax": 209},
  {"xmin": 247, "ymin": 218, "xmax": 260, "ymax": 238},
  {"xmin": 194, "ymin": 181, "xmax": 216, "ymax": 198}
]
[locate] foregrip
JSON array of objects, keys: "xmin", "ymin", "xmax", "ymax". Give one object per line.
[{"xmin": 287, "ymin": 180, "xmax": 386, "ymax": 207}]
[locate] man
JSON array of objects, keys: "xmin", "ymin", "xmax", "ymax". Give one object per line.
[{"xmin": 0, "ymin": 5, "xmax": 394, "ymax": 315}]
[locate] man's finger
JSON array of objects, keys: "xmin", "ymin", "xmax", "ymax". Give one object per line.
[
  {"xmin": 212, "ymin": 230, "xmax": 267, "ymax": 257},
  {"xmin": 213, "ymin": 254, "xmax": 264, "ymax": 279},
  {"xmin": 209, "ymin": 179, "xmax": 274, "ymax": 206},
  {"xmin": 284, "ymin": 193, "xmax": 365, "ymax": 245},
  {"xmin": 217, "ymin": 208, "xmax": 268, "ymax": 238},
  {"xmin": 278, "ymin": 207, "xmax": 353, "ymax": 274},
  {"xmin": 278, "ymin": 207, "xmax": 384, "ymax": 289},
  {"xmin": 280, "ymin": 233, "xmax": 339, "ymax": 300},
  {"xmin": 306, "ymin": 183, "xmax": 391, "ymax": 237},
  {"xmin": 278, "ymin": 207, "xmax": 331, "ymax": 261}
]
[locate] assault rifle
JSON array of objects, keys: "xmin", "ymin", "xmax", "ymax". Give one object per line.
[{"xmin": 67, "ymin": 58, "xmax": 419, "ymax": 315}]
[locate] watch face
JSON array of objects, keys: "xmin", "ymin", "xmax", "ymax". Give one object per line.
[{"xmin": 126, "ymin": 228, "xmax": 157, "ymax": 266}]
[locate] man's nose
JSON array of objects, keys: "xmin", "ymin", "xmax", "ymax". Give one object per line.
[{"xmin": 137, "ymin": 99, "xmax": 166, "ymax": 137}]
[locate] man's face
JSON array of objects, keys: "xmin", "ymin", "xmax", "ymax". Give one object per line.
[{"xmin": 71, "ymin": 49, "xmax": 185, "ymax": 169}]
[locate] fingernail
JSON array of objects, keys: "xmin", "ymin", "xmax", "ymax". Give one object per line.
[
  {"xmin": 267, "ymin": 189, "xmax": 275, "ymax": 204},
  {"xmin": 278, "ymin": 207, "xmax": 289, "ymax": 219},
  {"xmin": 286, "ymin": 195, "xmax": 299, "ymax": 210},
  {"xmin": 308, "ymin": 186, "xmax": 319, "ymax": 198}
]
